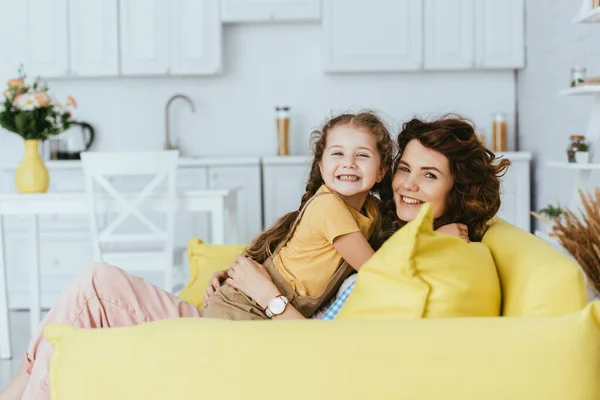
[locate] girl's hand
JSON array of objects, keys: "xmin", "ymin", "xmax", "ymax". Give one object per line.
[
  {"xmin": 225, "ymin": 255, "xmax": 280, "ymax": 309},
  {"xmin": 203, "ymin": 269, "xmax": 229, "ymax": 308},
  {"xmin": 436, "ymin": 223, "xmax": 470, "ymax": 243}
]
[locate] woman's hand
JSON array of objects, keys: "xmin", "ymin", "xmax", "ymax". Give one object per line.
[
  {"xmin": 203, "ymin": 269, "xmax": 229, "ymax": 308},
  {"xmin": 225, "ymin": 255, "xmax": 280, "ymax": 309},
  {"xmin": 436, "ymin": 223, "xmax": 470, "ymax": 243}
]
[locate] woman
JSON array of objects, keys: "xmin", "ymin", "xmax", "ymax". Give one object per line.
[
  {"xmin": 205, "ymin": 115, "xmax": 510, "ymax": 320},
  {"xmin": 0, "ymin": 115, "xmax": 509, "ymax": 399}
]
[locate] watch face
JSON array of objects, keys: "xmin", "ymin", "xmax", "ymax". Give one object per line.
[{"xmin": 270, "ymin": 298, "xmax": 286, "ymax": 314}]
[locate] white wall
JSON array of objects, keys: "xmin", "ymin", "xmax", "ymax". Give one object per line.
[
  {"xmin": 518, "ymin": 0, "xmax": 600, "ymax": 222},
  {"xmin": 1, "ymin": 23, "xmax": 516, "ymax": 161}
]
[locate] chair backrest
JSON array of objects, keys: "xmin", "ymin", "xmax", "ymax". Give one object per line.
[
  {"xmin": 80, "ymin": 151, "xmax": 179, "ymax": 263},
  {"xmin": 482, "ymin": 217, "xmax": 588, "ymax": 317}
]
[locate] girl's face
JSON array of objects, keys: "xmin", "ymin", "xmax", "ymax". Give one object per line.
[
  {"xmin": 319, "ymin": 124, "xmax": 385, "ymax": 210},
  {"xmin": 392, "ymin": 139, "xmax": 454, "ymax": 222}
]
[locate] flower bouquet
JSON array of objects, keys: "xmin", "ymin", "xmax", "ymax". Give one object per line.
[{"xmin": 0, "ymin": 66, "xmax": 77, "ymax": 193}]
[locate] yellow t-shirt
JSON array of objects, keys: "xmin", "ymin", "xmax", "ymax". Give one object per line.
[{"xmin": 273, "ymin": 185, "xmax": 378, "ymax": 297}]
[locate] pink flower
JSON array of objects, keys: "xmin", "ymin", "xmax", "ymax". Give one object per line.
[
  {"xmin": 67, "ymin": 96, "xmax": 77, "ymax": 108},
  {"xmin": 13, "ymin": 94, "xmax": 23, "ymax": 105},
  {"xmin": 33, "ymin": 92, "xmax": 50, "ymax": 107},
  {"xmin": 7, "ymin": 78, "xmax": 23, "ymax": 89},
  {"xmin": 2, "ymin": 90, "xmax": 9, "ymax": 99}
]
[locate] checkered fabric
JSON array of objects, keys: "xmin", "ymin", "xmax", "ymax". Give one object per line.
[{"xmin": 320, "ymin": 280, "xmax": 356, "ymax": 320}]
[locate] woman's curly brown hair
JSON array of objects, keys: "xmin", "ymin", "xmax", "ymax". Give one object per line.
[{"xmin": 375, "ymin": 114, "xmax": 510, "ymax": 247}]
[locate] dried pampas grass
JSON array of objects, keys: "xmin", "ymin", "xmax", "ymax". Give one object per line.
[{"xmin": 551, "ymin": 188, "xmax": 600, "ymax": 296}]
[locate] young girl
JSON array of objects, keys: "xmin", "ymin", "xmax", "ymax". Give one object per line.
[{"xmin": 204, "ymin": 111, "xmax": 395, "ymax": 320}]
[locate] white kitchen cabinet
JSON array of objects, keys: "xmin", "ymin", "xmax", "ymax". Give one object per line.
[
  {"xmin": 170, "ymin": 0, "xmax": 222, "ymax": 75},
  {"xmin": 119, "ymin": 0, "xmax": 170, "ymax": 75},
  {"xmin": 120, "ymin": 0, "xmax": 222, "ymax": 76},
  {"xmin": 322, "ymin": 0, "xmax": 423, "ymax": 72},
  {"xmin": 221, "ymin": 0, "xmax": 321, "ymax": 23},
  {"xmin": 27, "ymin": 0, "xmax": 70, "ymax": 78},
  {"xmin": 475, "ymin": 0, "xmax": 525, "ymax": 69},
  {"xmin": 1, "ymin": 0, "xmax": 71, "ymax": 79},
  {"xmin": 262, "ymin": 158, "xmax": 311, "ymax": 229},
  {"xmin": 495, "ymin": 152, "xmax": 531, "ymax": 233},
  {"xmin": 424, "ymin": 0, "xmax": 475, "ymax": 70},
  {"xmin": 0, "ymin": 1, "xmax": 28, "ymax": 80},
  {"xmin": 69, "ymin": 0, "xmax": 120, "ymax": 77},
  {"xmin": 208, "ymin": 164, "xmax": 262, "ymax": 243}
]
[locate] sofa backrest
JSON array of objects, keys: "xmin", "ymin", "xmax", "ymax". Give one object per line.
[{"xmin": 482, "ymin": 218, "xmax": 587, "ymax": 316}]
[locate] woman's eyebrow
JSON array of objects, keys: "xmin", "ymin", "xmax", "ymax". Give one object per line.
[
  {"xmin": 399, "ymin": 160, "xmax": 444, "ymax": 175},
  {"xmin": 422, "ymin": 166, "xmax": 443, "ymax": 174}
]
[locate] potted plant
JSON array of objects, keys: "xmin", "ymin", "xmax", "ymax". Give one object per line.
[
  {"xmin": 0, "ymin": 65, "xmax": 77, "ymax": 193},
  {"xmin": 552, "ymin": 188, "xmax": 600, "ymax": 300},
  {"xmin": 575, "ymin": 142, "xmax": 591, "ymax": 164},
  {"xmin": 531, "ymin": 204, "xmax": 563, "ymax": 233}
]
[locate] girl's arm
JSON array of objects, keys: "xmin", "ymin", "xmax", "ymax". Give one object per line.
[
  {"xmin": 333, "ymin": 232, "xmax": 375, "ymax": 271},
  {"xmin": 224, "ymin": 255, "xmax": 306, "ymax": 320}
]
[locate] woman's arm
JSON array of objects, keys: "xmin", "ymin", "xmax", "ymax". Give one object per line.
[{"xmin": 225, "ymin": 255, "xmax": 306, "ymax": 320}]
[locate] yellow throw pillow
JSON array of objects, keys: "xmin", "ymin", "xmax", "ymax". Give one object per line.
[
  {"xmin": 177, "ymin": 238, "xmax": 246, "ymax": 309},
  {"xmin": 337, "ymin": 203, "xmax": 501, "ymax": 320},
  {"xmin": 44, "ymin": 302, "xmax": 600, "ymax": 400}
]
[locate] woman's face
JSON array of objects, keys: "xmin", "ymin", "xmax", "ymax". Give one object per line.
[{"xmin": 392, "ymin": 139, "xmax": 454, "ymax": 222}]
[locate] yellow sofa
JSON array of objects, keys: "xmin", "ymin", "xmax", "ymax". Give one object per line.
[{"xmin": 44, "ymin": 218, "xmax": 599, "ymax": 400}]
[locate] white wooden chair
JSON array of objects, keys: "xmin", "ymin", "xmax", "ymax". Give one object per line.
[{"xmin": 80, "ymin": 151, "xmax": 182, "ymax": 292}]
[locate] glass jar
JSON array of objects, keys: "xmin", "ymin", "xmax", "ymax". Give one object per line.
[
  {"xmin": 567, "ymin": 135, "xmax": 585, "ymax": 163},
  {"xmin": 275, "ymin": 106, "xmax": 290, "ymax": 156},
  {"xmin": 570, "ymin": 66, "xmax": 587, "ymax": 87},
  {"xmin": 491, "ymin": 113, "xmax": 507, "ymax": 152}
]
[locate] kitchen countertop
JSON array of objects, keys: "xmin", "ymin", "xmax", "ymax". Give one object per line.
[
  {"xmin": 0, "ymin": 156, "xmax": 262, "ymax": 170},
  {"xmin": 0, "ymin": 151, "xmax": 533, "ymax": 170}
]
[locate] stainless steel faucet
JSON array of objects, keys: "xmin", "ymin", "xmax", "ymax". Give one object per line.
[{"xmin": 165, "ymin": 94, "xmax": 196, "ymax": 151}]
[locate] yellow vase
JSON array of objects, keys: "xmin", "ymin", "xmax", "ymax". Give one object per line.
[{"xmin": 15, "ymin": 139, "xmax": 49, "ymax": 193}]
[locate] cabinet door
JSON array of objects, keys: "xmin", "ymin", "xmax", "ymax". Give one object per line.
[
  {"xmin": 262, "ymin": 164, "xmax": 310, "ymax": 229},
  {"xmin": 424, "ymin": 0, "xmax": 474, "ymax": 70},
  {"xmin": 0, "ymin": 2, "xmax": 28, "ymax": 81},
  {"xmin": 208, "ymin": 165, "xmax": 262, "ymax": 244},
  {"xmin": 322, "ymin": 0, "xmax": 422, "ymax": 72},
  {"xmin": 496, "ymin": 159, "xmax": 530, "ymax": 232},
  {"xmin": 69, "ymin": 0, "xmax": 119, "ymax": 77},
  {"xmin": 221, "ymin": 0, "xmax": 321, "ymax": 22},
  {"xmin": 170, "ymin": 0, "xmax": 222, "ymax": 75},
  {"xmin": 27, "ymin": 0, "xmax": 70, "ymax": 78},
  {"xmin": 6, "ymin": 232, "xmax": 92, "ymax": 309},
  {"xmin": 475, "ymin": 0, "xmax": 525, "ymax": 69},
  {"xmin": 119, "ymin": 0, "xmax": 170, "ymax": 75}
]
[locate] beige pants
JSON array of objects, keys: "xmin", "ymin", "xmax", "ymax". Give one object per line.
[{"xmin": 21, "ymin": 262, "xmax": 202, "ymax": 400}]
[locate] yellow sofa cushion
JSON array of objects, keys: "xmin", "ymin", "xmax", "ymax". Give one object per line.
[
  {"xmin": 338, "ymin": 203, "xmax": 501, "ymax": 319},
  {"xmin": 482, "ymin": 217, "xmax": 587, "ymax": 316},
  {"xmin": 45, "ymin": 301, "xmax": 600, "ymax": 400},
  {"xmin": 177, "ymin": 238, "xmax": 246, "ymax": 309}
]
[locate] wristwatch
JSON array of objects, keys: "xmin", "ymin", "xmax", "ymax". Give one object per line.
[{"xmin": 264, "ymin": 294, "xmax": 289, "ymax": 318}]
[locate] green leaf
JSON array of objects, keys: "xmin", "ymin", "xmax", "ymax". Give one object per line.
[{"xmin": 14, "ymin": 113, "xmax": 28, "ymax": 133}]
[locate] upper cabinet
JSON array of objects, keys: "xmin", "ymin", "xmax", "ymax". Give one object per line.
[
  {"xmin": 424, "ymin": 0, "xmax": 475, "ymax": 70},
  {"xmin": 170, "ymin": 0, "xmax": 222, "ymax": 75},
  {"xmin": 0, "ymin": 1, "xmax": 30, "ymax": 80},
  {"xmin": 422, "ymin": 0, "xmax": 525, "ymax": 71},
  {"xmin": 69, "ymin": 0, "xmax": 119, "ymax": 77},
  {"xmin": 475, "ymin": 0, "xmax": 525, "ymax": 69},
  {"xmin": 323, "ymin": 0, "xmax": 423, "ymax": 72},
  {"xmin": 120, "ymin": 0, "xmax": 222, "ymax": 76},
  {"xmin": 0, "ymin": 0, "xmax": 117, "ymax": 79},
  {"xmin": 0, "ymin": 0, "xmax": 70, "ymax": 79},
  {"xmin": 119, "ymin": 0, "xmax": 170, "ymax": 75},
  {"xmin": 221, "ymin": 0, "xmax": 321, "ymax": 23}
]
